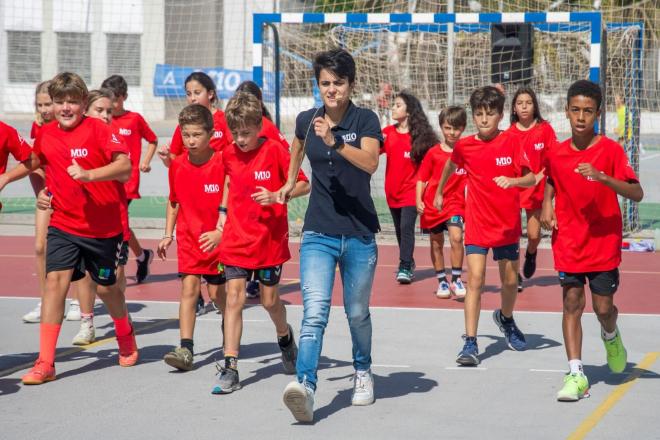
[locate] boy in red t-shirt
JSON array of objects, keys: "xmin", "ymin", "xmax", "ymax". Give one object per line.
[
  {"xmin": 101, "ymin": 75, "xmax": 158, "ymax": 284},
  {"xmin": 541, "ymin": 80, "xmax": 643, "ymax": 401},
  {"xmin": 11, "ymin": 72, "xmax": 138, "ymax": 385},
  {"xmin": 157, "ymin": 104, "xmax": 227, "ymax": 371},
  {"xmin": 416, "ymin": 106, "xmax": 467, "ymax": 299},
  {"xmin": 206, "ymin": 92, "xmax": 309, "ymax": 394},
  {"xmin": 434, "ymin": 86, "xmax": 536, "ymax": 366}
]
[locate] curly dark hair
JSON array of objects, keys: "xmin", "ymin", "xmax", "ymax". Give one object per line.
[{"xmin": 396, "ymin": 91, "xmax": 439, "ymax": 165}]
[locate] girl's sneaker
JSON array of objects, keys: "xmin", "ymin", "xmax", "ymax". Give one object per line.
[
  {"xmin": 212, "ymin": 365, "xmax": 241, "ymax": 394},
  {"xmin": 22, "ymin": 302, "xmax": 42, "ymax": 323},
  {"xmin": 65, "ymin": 300, "xmax": 81, "ymax": 321},
  {"xmin": 436, "ymin": 280, "xmax": 451, "ymax": 299},
  {"xmin": 72, "ymin": 319, "xmax": 96, "ymax": 345},
  {"xmin": 557, "ymin": 373, "xmax": 589, "ymax": 401},
  {"xmin": 451, "ymin": 278, "xmax": 467, "ymax": 298}
]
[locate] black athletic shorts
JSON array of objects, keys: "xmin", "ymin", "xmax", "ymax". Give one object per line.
[
  {"xmin": 46, "ymin": 226, "xmax": 122, "ymax": 286},
  {"xmin": 426, "ymin": 215, "xmax": 464, "ymax": 234},
  {"xmin": 179, "ymin": 272, "xmax": 227, "ymax": 285},
  {"xmin": 224, "ymin": 265, "xmax": 282, "ymax": 286},
  {"xmin": 558, "ymin": 269, "xmax": 620, "ymax": 295}
]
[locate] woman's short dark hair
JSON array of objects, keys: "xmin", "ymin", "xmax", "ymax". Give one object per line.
[
  {"xmin": 185, "ymin": 72, "xmax": 217, "ymax": 104},
  {"xmin": 511, "ymin": 86, "xmax": 545, "ymax": 124},
  {"xmin": 313, "ymin": 48, "xmax": 356, "ymax": 85}
]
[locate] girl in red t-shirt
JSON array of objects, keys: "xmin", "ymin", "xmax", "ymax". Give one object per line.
[
  {"xmin": 381, "ymin": 91, "xmax": 439, "ymax": 284},
  {"xmin": 416, "ymin": 106, "xmax": 467, "ymax": 299},
  {"xmin": 158, "ymin": 72, "xmax": 231, "ymax": 167},
  {"xmin": 508, "ymin": 87, "xmax": 557, "ymax": 287}
]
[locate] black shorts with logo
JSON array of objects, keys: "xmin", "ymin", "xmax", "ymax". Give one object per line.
[
  {"xmin": 558, "ymin": 269, "xmax": 620, "ymax": 295},
  {"xmin": 224, "ymin": 265, "xmax": 282, "ymax": 287},
  {"xmin": 46, "ymin": 226, "xmax": 122, "ymax": 286},
  {"xmin": 425, "ymin": 215, "xmax": 464, "ymax": 234}
]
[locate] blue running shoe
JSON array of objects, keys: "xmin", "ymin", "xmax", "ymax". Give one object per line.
[
  {"xmin": 492, "ymin": 309, "xmax": 527, "ymax": 351},
  {"xmin": 456, "ymin": 336, "xmax": 479, "ymax": 366}
]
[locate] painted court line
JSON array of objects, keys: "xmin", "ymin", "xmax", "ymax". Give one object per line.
[
  {"xmin": 566, "ymin": 351, "xmax": 660, "ymax": 440},
  {"xmin": 0, "ymin": 318, "xmax": 177, "ymax": 378}
]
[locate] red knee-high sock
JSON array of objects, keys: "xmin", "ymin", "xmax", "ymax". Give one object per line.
[
  {"xmin": 112, "ymin": 315, "xmax": 132, "ymax": 337},
  {"xmin": 40, "ymin": 323, "xmax": 62, "ymax": 366}
]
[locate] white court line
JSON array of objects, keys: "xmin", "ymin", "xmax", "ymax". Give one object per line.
[
  {"xmin": 641, "ymin": 152, "xmax": 660, "ymax": 160},
  {"xmin": 3, "ymin": 297, "xmax": 660, "ymax": 318}
]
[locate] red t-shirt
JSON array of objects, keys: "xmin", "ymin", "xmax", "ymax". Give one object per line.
[
  {"xmin": 169, "ymin": 151, "xmax": 226, "ymax": 275},
  {"xmin": 169, "ymin": 109, "xmax": 231, "ymax": 156},
  {"xmin": 417, "ymin": 144, "xmax": 466, "ymax": 228},
  {"xmin": 381, "ymin": 125, "xmax": 417, "ymax": 207},
  {"xmin": 111, "ymin": 111, "xmax": 157, "ymax": 200},
  {"xmin": 0, "ymin": 121, "xmax": 32, "ymax": 174},
  {"xmin": 31, "ymin": 121, "xmax": 41, "ymax": 140},
  {"xmin": 544, "ymin": 136, "xmax": 638, "ymax": 273},
  {"xmin": 507, "ymin": 120, "xmax": 557, "ymax": 210},
  {"xmin": 33, "ymin": 117, "xmax": 129, "ymax": 238},
  {"xmin": 219, "ymin": 138, "xmax": 308, "ymax": 269},
  {"xmin": 451, "ymin": 131, "xmax": 529, "ymax": 248}
]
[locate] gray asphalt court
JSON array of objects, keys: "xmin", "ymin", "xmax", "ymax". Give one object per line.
[{"xmin": 1, "ymin": 297, "xmax": 658, "ymax": 439}]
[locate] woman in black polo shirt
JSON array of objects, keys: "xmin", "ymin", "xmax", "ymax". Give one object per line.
[{"xmin": 278, "ymin": 48, "xmax": 383, "ymax": 422}]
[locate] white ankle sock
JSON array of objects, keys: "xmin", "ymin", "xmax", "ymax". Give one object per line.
[
  {"xmin": 602, "ymin": 327, "xmax": 617, "ymax": 341},
  {"xmin": 568, "ymin": 359, "xmax": 583, "ymax": 375}
]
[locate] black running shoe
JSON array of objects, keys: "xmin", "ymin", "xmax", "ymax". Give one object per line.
[
  {"xmin": 517, "ymin": 273, "xmax": 523, "ymax": 293},
  {"xmin": 523, "ymin": 251, "xmax": 537, "ymax": 279},
  {"xmin": 136, "ymin": 249, "xmax": 154, "ymax": 284}
]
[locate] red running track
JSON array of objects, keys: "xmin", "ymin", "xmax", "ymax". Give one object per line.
[{"xmin": 1, "ymin": 236, "xmax": 659, "ymax": 314}]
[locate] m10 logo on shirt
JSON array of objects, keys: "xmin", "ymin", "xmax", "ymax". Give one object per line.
[
  {"xmin": 119, "ymin": 128, "xmax": 132, "ymax": 136},
  {"xmin": 455, "ymin": 168, "xmax": 467, "ymax": 175},
  {"xmin": 214, "ymin": 131, "xmax": 223, "ymax": 139},
  {"xmin": 204, "ymin": 184, "xmax": 221, "ymax": 193},
  {"xmin": 404, "ymin": 151, "xmax": 411, "ymax": 159},
  {"xmin": 342, "ymin": 132, "xmax": 357, "ymax": 143},
  {"xmin": 495, "ymin": 156, "xmax": 512, "ymax": 166},
  {"xmin": 534, "ymin": 142, "xmax": 545, "ymax": 151},
  {"xmin": 70, "ymin": 148, "xmax": 89, "ymax": 158},
  {"xmin": 254, "ymin": 170, "xmax": 271, "ymax": 181}
]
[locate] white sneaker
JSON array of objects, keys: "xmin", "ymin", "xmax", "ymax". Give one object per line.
[
  {"xmin": 22, "ymin": 302, "xmax": 42, "ymax": 323},
  {"xmin": 66, "ymin": 300, "xmax": 81, "ymax": 321},
  {"xmin": 283, "ymin": 381, "xmax": 314, "ymax": 422},
  {"xmin": 451, "ymin": 278, "xmax": 467, "ymax": 298},
  {"xmin": 351, "ymin": 369, "xmax": 375, "ymax": 406},
  {"xmin": 72, "ymin": 319, "xmax": 95, "ymax": 345},
  {"xmin": 436, "ymin": 280, "xmax": 451, "ymax": 299}
]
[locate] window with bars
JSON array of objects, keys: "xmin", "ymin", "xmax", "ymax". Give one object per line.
[
  {"xmin": 7, "ymin": 31, "xmax": 41, "ymax": 83},
  {"xmin": 107, "ymin": 34, "xmax": 141, "ymax": 86},
  {"xmin": 57, "ymin": 32, "xmax": 92, "ymax": 83}
]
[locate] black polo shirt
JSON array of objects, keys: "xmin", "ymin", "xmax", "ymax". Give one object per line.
[{"xmin": 295, "ymin": 101, "xmax": 383, "ymax": 236}]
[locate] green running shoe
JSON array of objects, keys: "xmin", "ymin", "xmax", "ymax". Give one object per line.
[
  {"xmin": 557, "ymin": 373, "xmax": 590, "ymax": 402},
  {"xmin": 602, "ymin": 327, "xmax": 627, "ymax": 373}
]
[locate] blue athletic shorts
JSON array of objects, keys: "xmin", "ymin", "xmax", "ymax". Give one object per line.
[{"xmin": 465, "ymin": 243, "xmax": 519, "ymax": 261}]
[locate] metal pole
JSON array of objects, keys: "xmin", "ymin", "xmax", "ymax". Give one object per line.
[
  {"xmin": 447, "ymin": 0, "xmax": 455, "ymax": 104},
  {"xmin": 265, "ymin": 22, "xmax": 281, "ymax": 129}
]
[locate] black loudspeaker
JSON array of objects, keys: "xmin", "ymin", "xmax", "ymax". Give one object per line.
[{"xmin": 491, "ymin": 24, "xmax": 534, "ymax": 84}]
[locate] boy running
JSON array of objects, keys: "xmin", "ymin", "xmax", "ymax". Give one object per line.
[
  {"xmin": 416, "ymin": 106, "xmax": 467, "ymax": 298},
  {"xmin": 157, "ymin": 104, "xmax": 227, "ymax": 371},
  {"xmin": 16, "ymin": 72, "xmax": 138, "ymax": 384},
  {"xmin": 541, "ymin": 80, "xmax": 643, "ymax": 401},
  {"xmin": 434, "ymin": 86, "xmax": 536, "ymax": 366},
  {"xmin": 101, "ymin": 75, "xmax": 158, "ymax": 283},
  {"xmin": 208, "ymin": 92, "xmax": 309, "ymax": 393}
]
